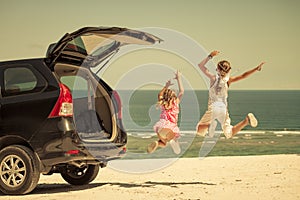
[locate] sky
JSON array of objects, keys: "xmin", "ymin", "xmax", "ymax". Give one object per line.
[{"xmin": 0, "ymin": 0, "xmax": 299, "ymax": 90}]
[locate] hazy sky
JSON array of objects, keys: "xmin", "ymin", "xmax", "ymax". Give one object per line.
[{"xmin": 1, "ymin": 0, "xmax": 299, "ymax": 90}]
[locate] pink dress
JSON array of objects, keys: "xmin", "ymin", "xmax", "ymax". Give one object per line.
[{"xmin": 153, "ymin": 100, "xmax": 180, "ymax": 138}]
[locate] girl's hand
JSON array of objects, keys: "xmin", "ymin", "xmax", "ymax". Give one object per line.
[
  {"xmin": 174, "ymin": 70, "xmax": 181, "ymax": 80},
  {"xmin": 209, "ymin": 50, "xmax": 220, "ymax": 58},
  {"xmin": 256, "ymin": 62, "xmax": 266, "ymax": 71},
  {"xmin": 165, "ymin": 79, "xmax": 173, "ymax": 88}
]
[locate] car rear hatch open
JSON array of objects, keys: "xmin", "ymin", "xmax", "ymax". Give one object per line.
[{"xmin": 46, "ymin": 26, "xmax": 162, "ymax": 68}]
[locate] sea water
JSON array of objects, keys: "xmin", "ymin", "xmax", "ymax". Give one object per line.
[{"xmin": 118, "ymin": 90, "xmax": 300, "ymax": 137}]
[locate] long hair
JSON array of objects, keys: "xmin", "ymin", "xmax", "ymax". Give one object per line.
[
  {"xmin": 157, "ymin": 88, "xmax": 177, "ymax": 110},
  {"xmin": 215, "ymin": 60, "xmax": 231, "ymax": 94}
]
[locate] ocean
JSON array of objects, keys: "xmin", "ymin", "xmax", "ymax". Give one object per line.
[{"xmin": 118, "ymin": 90, "xmax": 300, "ymax": 137}]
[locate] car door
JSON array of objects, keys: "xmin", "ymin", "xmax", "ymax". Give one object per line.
[{"xmin": 0, "ymin": 59, "xmax": 59, "ymax": 139}]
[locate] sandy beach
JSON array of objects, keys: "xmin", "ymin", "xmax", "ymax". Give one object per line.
[{"xmin": 1, "ymin": 154, "xmax": 299, "ymax": 200}]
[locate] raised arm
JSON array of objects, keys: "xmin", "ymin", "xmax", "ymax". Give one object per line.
[
  {"xmin": 228, "ymin": 62, "xmax": 265, "ymax": 85},
  {"xmin": 174, "ymin": 70, "xmax": 184, "ymax": 101},
  {"xmin": 198, "ymin": 50, "xmax": 219, "ymax": 81}
]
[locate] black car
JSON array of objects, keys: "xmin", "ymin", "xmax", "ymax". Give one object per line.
[{"xmin": 0, "ymin": 27, "xmax": 161, "ymax": 194}]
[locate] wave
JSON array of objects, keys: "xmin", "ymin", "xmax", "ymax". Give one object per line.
[{"xmin": 126, "ymin": 129, "xmax": 300, "ymax": 138}]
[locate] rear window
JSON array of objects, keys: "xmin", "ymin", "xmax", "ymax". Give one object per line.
[
  {"xmin": 60, "ymin": 76, "xmax": 90, "ymax": 99},
  {"xmin": 2, "ymin": 65, "xmax": 47, "ymax": 97},
  {"xmin": 65, "ymin": 37, "xmax": 87, "ymax": 55},
  {"xmin": 65, "ymin": 35, "xmax": 118, "ymax": 56}
]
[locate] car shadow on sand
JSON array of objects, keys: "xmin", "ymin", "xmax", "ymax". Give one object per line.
[
  {"xmin": 0, "ymin": 183, "xmax": 106, "ymax": 196},
  {"xmin": 33, "ymin": 182, "xmax": 107, "ymax": 194},
  {"xmin": 107, "ymin": 181, "xmax": 216, "ymax": 188},
  {"xmin": 33, "ymin": 181, "xmax": 216, "ymax": 193},
  {"xmin": 0, "ymin": 181, "xmax": 216, "ymax": 196}
]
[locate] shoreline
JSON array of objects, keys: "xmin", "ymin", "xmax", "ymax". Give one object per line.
[
  {"xmin": 125, "ymin": 132, "xmax": 300, "ymax": 158},
  {"xmin": 126, "ymin": 130, "xmax": 300, "ymax": 138}
]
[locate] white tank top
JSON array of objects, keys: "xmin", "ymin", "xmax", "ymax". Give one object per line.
[{"xmin": 209, "ymin": 74, "xmax": 229, "ymax": 106}]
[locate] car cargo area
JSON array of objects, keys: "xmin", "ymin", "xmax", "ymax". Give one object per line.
[{"xmin": 54, "ymin": 63, "xmax": 116, "ymax": 142}]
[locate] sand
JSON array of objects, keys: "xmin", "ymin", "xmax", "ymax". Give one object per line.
[{"xmin": 1, "ymin": 154, "xmax": 299, "ymax": 200}]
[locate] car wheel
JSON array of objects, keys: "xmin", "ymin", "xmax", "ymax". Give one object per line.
[
  {"xmin": 61, "ymin": 164, "xmax": 99, "ymax": 185},
  {"xmin": 0, "ymin": 145, "xmax": 40, "ymax": 194}
]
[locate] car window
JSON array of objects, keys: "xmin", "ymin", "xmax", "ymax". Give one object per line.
[
  {"xmin": 65, "ymin": 37, "xmax": 87, "ymax": 55},
  {"xmin": 65, "ymin": 35, "xmax": 117, "ymax": 56},
  {"xmin": 60, "ymin": 76, "xmax": 90, "ymax": 99},
  {"xmin": 3, "ymin": 66, "xmax": 47, "ymax": 96}
]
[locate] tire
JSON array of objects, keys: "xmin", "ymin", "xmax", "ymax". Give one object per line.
[
  {"xmin": 61, "ymin": 164, "xmax": 99, "ymax": 185},
  {"xmin": 0, "ymin": 145, "xmax": 40, "ymax": 194}
]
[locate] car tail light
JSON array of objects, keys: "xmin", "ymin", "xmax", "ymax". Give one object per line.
[
  {"xmin": 49, "ymin": 83, "xmax": 73, "ymax": 118},
  {"xmin": 65, "ymin": 149, "xmax": 80, "ymax": 155},
  {"xmin": 112, "ymin": 90, "xmax": 122, "ymax": 119}
]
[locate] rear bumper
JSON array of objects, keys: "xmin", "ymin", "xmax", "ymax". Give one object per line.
[
  {"xmin": 31, "ymin": 117, "xmax": 127, "ymax": 171},
  {"xmin": 40, "ymin": 141, "xmax": 126, "ymax": 169}
]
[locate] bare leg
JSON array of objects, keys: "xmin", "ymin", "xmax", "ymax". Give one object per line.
[
  {"xmin": 147, "ymin": 128, "xmax": 175, "ymax": 154},
  {"xmin": 197, "ymin": 124, "xmax": 209, "ymax": 136},
  {"xmin": 231, "ymin": 113, "xmax": 257, "ymax": 137},
  {"xmin": 158, "ymin": 140, "xmax": 167, "ymax": 147},
  {"xmin": 158, "ymin": 128, "xmax": 175, "ymax": 142},
  {"xmin": 232, "ymin": 118, "xmax": 249, "ymax": 137},
  {"xmin": 147, "ymin": 141, "xmax": 159, "ymax": 153},
  {"xmin": 159, "ymin": 128, "xmax": 181, "ymax": 154}
]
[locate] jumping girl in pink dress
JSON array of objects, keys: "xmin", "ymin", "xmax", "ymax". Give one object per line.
[{"xmin": 147, "ymin": 70, "xmax": 184, "ymax": 154}]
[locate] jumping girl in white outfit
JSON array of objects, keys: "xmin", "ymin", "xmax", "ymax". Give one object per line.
[{"xmin": 197, "ymin": 50, "xmax": 265, "ymax": 138}]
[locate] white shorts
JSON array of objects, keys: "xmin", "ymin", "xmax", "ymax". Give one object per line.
[{"xmin": 197, "ymin": 101, "xmax": 233, "ymax": 138}]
